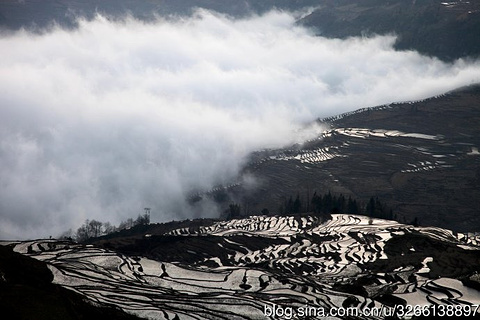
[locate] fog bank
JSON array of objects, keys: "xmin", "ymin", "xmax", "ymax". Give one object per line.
[{"xmin": 1, "ymin": 10, "xmax": 479, "ymax": 239}]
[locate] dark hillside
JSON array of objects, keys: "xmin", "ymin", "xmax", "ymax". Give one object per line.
[
  {"xmin": 0, "ymin": 244, "xmax": 141, "ymax": 320},
  {"xmin": 207, "ymin": 85, "xmax": 480, "ymax": 232},
  {"xmin": 300, "ymin": 0, "xmax": 480, "ymax": 61}
]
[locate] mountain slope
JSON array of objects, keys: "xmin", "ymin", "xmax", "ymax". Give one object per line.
[
  {"xmin": 208, "ymin": 85, "xmax": 480, "ymax": 232},
  {"xmin": 0, "ymin": 244, "xmax": 141, "ymax": 320},
  {"xmin": 300, "ymin": 0, "xmax": 480, "ymax": 61},
  {"xmin": 6, "ymin": 214, "xmax": 480, "ymax": 319}
]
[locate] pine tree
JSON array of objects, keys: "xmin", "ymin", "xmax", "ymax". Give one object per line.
[
  {"xmin": 293, "ymin": 194, "xmax": 301, "ymax": 214},
  {"xmin": 311, "ymin": 192, "xmax": 321, "ymax": 213},
  {"xmin": 286, "ymin": 196, "xmax": 294, "ymax": 214},
  {"xmin": 228, "ymin": 203, "xmax": 241, "ymax": 219},
  {"xmin": 366, "ymin": 197, "xmax": 375, "ymax": 217}
]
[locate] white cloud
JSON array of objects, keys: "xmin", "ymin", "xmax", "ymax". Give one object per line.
[{"xmin": 0, "ymin": 10, "xmax": 479, "ymax": 239}]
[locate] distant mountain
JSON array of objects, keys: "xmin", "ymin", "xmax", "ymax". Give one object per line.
[
  {"xmin": 4, "ymin": 214, "xmax": 480, "ymax": 319},
  {"xmin": 300, "ymin": 0, "xmax": 480, "ymax": 61},
  {"xmin": 0, "ymin": 0, "xmax": 317, "ymax": 30},
  {"xmin": 1, "ymin": 0, "xmax": 479, "ymax": 61},
  {"xmin": 197, "ymin": 84, "xmax": 480, "ymax": 232}
]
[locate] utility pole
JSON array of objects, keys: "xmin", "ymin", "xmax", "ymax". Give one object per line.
[{"xmin": 144, "ymin": 207, "xmax": 151, "ymax": 224}]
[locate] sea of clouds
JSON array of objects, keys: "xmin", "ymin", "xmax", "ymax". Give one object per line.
[{"xmin": 1, "ymin": 10, "xmax": 479, "ymax": 239}]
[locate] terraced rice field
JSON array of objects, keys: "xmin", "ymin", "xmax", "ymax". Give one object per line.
[{"xmin": 10, "ymin": 214, "xmax": 480, "ymax": 319}]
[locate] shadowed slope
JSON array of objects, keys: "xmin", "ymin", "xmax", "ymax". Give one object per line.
[
  {"xmin": 0, "ymin": 244, "xmax": 141, "ymax": 320},
  {"xmin": 216, "ymin": 85, "xmax": 480, "ymax": 232}
]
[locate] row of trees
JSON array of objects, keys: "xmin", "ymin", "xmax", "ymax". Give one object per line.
[
  {"xmin": 62, "ymin": 213, "xmax": 150, "ymax": 242},
  {"xmin": 225, "ymin": 191, "xmax": 398, "ymax": 222},
  {"xmin": 365, "ymin": 196, "xmax": 395, "ymax": 221},
  {"xmin": 311, "ymin": 192, "xmax": 360, "ymax": 215},
  {"xmin": 278, "ymin": 192, "xmax": 364, "ymax": 216},
  {"xmin": 281, "ymin": 191, "xmax": 396, "ymax": 220}
]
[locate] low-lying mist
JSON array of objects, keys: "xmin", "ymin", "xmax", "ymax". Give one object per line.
[{"xmin": 1, "ymin": 10, "xmax": 479, "ymax": 239}]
